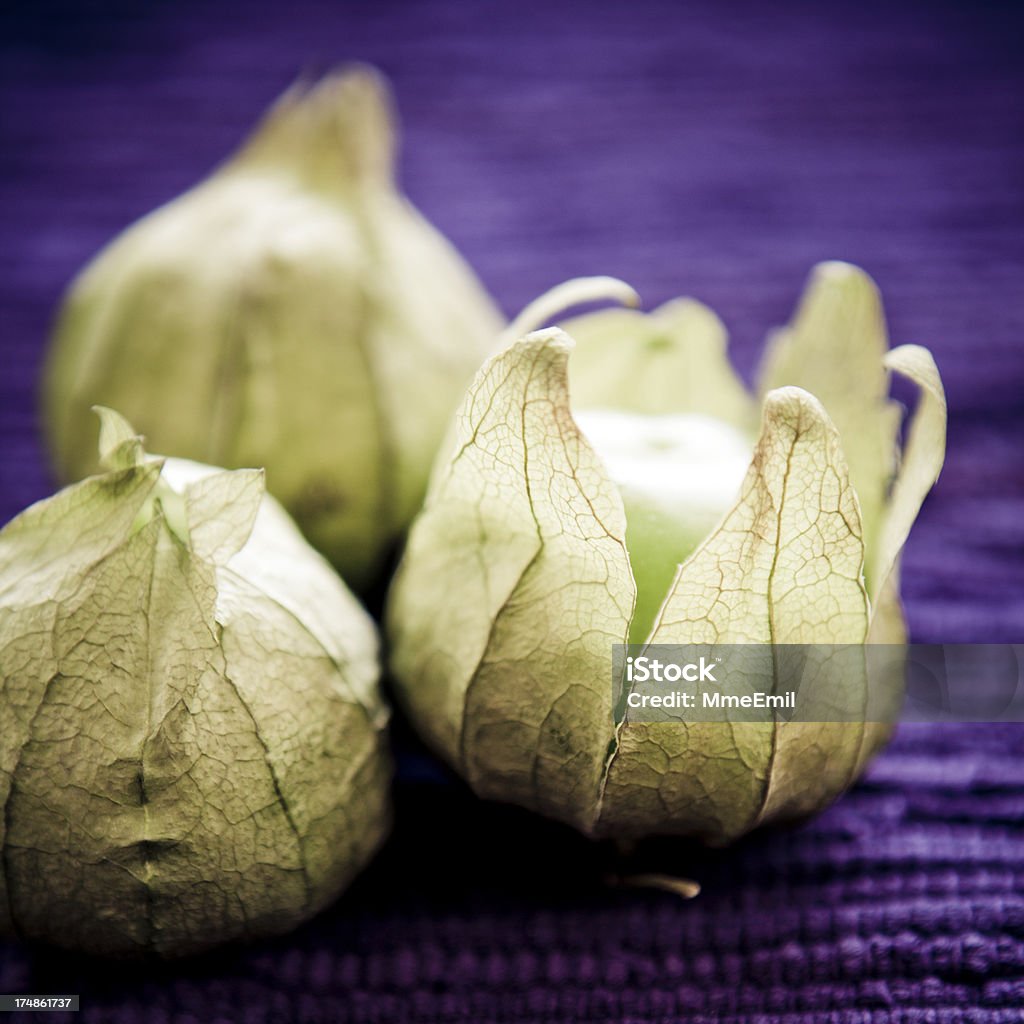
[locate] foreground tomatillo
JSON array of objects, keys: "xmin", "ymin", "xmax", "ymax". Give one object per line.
[
  {"xmin": 387, "ymin": 264, "xmax": 947, "ymax": 843},
  {"xmin": 0, "ymin": 411, "xmax": 391, "ymax": 958}
]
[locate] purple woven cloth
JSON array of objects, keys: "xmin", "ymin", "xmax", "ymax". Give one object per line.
[{"xmin": 2, "ymin": 0, "xmax": 1023, "ymax": 1020}]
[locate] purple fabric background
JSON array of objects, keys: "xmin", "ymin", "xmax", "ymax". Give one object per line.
[{"xmin": 1, "ymin": 0, "xmax": 1023, "ymax": 1020}]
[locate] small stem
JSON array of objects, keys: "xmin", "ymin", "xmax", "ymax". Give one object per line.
[
  {"xmin": 505, "ymin": 276, "xmax": 640, "ymax": 340},
  {"xmin": 609, "ymin": 872, "xmax": 701, "ymax": 899}
]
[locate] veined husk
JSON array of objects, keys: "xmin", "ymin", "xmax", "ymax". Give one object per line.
[
  {"xmin": 42, "ymin": 66, "xmax": 503, "ymax": 591},
  {"xmin": 0, "ymin": 410, "xmax": 391, "ymax": 958},
  {"xmin": 387, "ymin": 264, "xmax": 946, "ymax": 843}
]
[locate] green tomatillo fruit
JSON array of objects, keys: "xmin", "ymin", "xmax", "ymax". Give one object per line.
[
  {"xmin": 386, "ymin": 263, "xmax": 946, "ymax": 844},
  {"xmin": 42, "ymin": 66, "xmax": 503, "ymax": 591},
  {"xmin": 0, "ymin": 410, "xmax": 391, "ymax": 958}
]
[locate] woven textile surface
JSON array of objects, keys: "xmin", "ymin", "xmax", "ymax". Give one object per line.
[{"xmin": 1, "ymin": 0, "xmax": 1023, "ymax": 1020}]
